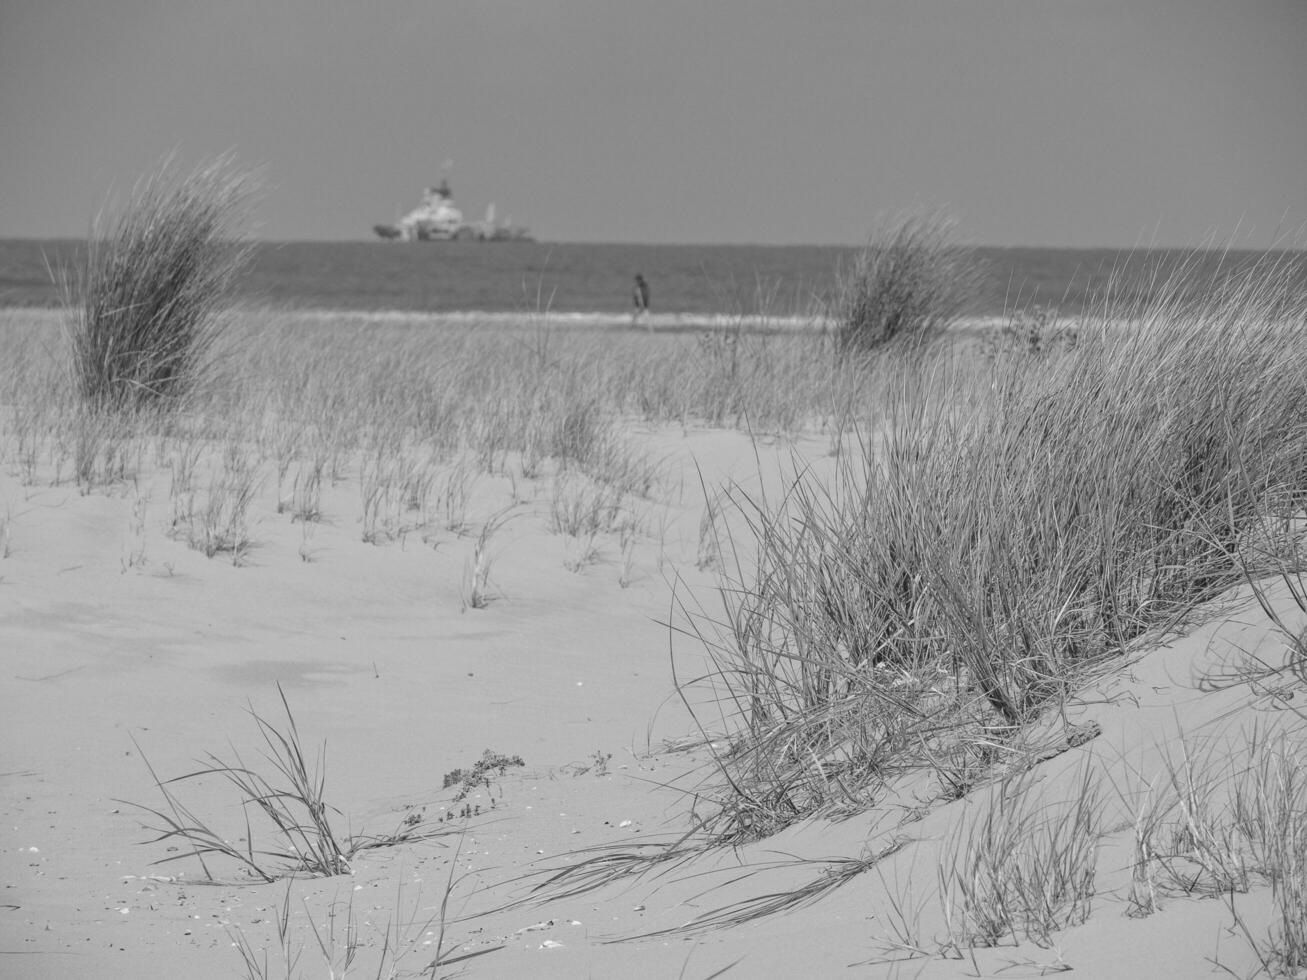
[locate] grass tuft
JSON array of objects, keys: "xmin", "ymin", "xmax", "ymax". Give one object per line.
[
  {"xmin": 124, "ymin": 685, "xmax": 448, "ymax": 883},
  {"xmin": 939, "ymin": 767, "xmax": 1101, "ymax": 949},
  {"xmin": 835, "ymin": 210, "xmax": 982, "ymax": 353},
  {"xmin": 677, "ymin": 252, "xmax": 1307, "ymax": 839},
  {"xmin": 60, "ymin": 152, "xmax": 258, "ymax": 412}
]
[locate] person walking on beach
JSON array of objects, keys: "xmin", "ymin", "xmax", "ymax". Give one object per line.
[{"xmin": 632, "ymin": 273, "xmax": 651, "ymax": 328}]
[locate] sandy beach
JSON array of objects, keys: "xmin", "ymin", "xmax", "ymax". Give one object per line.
[{"xmin": 4, "ymin": 300, "xmax": 1307, "ymax": 980}]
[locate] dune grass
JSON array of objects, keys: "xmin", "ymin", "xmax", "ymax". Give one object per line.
[
  {"xmin": 938, "ymin": 766, "xmax": 1101, "ymax": 950},
  {"xmin": 59, "ymin": 153, "xmax": 259, "ymax": 412},
  {"xmin": 1114, "ymin": 717, "xmax": 1307, "ymax": 975},
  {"xmin": 676, "ymin": 252, "xmax": 1307, "ymax": 842},
  {"xmin": 835, "ymin": 209, "xmax": 984, "ymax": 353},
  {"xmin": 125, "ymin": 685, "xmax": 449, "ymax": 884},
  {"xmin": 228, "ymin": 854, "xmax": 504, "ymax": 980},
  {"xmin": 0, "ymin": 303, "xmax": 871, "ymax": 591}
]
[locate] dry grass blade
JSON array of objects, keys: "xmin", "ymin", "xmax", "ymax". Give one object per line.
[
  {"xmin": 607, "ymin": 837, "xmax": 909, "ymax": 942},
  {"xmin": 424, "ymin": 829, "xmax": 507, "ymax": 977},
  {"xmin": 122, "ymin": 733, "xmax": 274, "ymax": 883},
  {"xmin": 506, "ymin": 832, "xmax": 711, "ymax": 909},
  {"xmin": 122, "ymin": 684, "xmax": 445, "ymax": 882},
  {"xmin": 1113, "ymin": 716, "xmax": 1307, "ymax": 973},
  {"xmin": 228, "ymin": 883, "xmax": 299, "ymax": 978}
]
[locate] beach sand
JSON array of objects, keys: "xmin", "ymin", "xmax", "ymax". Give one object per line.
[{"xmin": 1, "ymin": 315, "xmax": 1300, "ymax": 980}]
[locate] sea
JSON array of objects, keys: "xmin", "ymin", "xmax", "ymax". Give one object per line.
[{"xmin": 2, "ymin": 239, "xmax": 1303, "ymax": 320}]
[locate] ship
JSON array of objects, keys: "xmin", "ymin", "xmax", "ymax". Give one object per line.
[{"xmin": 373, "ymin": 177, "xmax": 533, "ymax": 242}]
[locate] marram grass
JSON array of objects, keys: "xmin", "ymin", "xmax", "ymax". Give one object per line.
[{"xmin": 61, "ymin": 153, "xmax": 259, "ymax": 412}]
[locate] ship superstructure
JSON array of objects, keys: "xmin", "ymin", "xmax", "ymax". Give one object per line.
[{"xmin": 374, "ymin": 177, "xmax": 532, "ymax": 242}]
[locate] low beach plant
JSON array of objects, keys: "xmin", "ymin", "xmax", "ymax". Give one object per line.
[
  {"xmin": 1120, "ymin": 721, "xmax": 1307, "ymax": 974},
  {"xmin": 125, "ymin": 686, "xmax": 448, "ymax": 884},
  {"xmin": 190, "ymin": 455, "xmax": 260, "ymax": 562},
  {"xmin": 167, "ymin": 430, "xmax": 206, "ymax": 500},
  {"xmin": 549, "ymin": 472, "xmax": 624, "ymax": 539},
  {"xmin": 1233, "ymin": 734, "xmax": 1307, "ymax": 974},
  {"xmin": 938, "ymin": 767, "xmax": 1101, "ymax": 949},
  {"xmin": 461, "ymin": 506, "xmax": 515, "ymax": 609},
  {"xmin": 436, "ymin": 455, "xmax": 475, "ymax": 534},
  {"xmin": 127, "ymin": 687, "xmax": 353, "ymax": 882},
  {"xmin": 442, "ymin": 749, "xmax": 525, "ymax": 806},
  {"xmin": 228, "ymin": 846, "xmax": 503, "ymax": 980},
  {"xmin": 70, "ymin": 403, "xmax": 141, "ymax": 492},
  {"xmin": 289, "ymin": 458, "xmax": 325, "ymax": 524}
]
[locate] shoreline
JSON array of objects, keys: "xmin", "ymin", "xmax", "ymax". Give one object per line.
[{"xmin": 2, "ymin": 305, "xmax": 1026, "ymax": 334}]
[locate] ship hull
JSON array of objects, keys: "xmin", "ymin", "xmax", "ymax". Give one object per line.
[{"xmin": 373, "ymin": 225, "xmax": 534, "ymax": 243}]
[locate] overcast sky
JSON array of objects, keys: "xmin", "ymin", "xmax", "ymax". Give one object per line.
[{"xmin": 2, "ymin": 1, "xmax": 1304, "ymax": 246}]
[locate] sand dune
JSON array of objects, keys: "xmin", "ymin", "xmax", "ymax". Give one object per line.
[{"xmin": 3, "ymin": 306, "xmax": 1306, "ymax": 979}]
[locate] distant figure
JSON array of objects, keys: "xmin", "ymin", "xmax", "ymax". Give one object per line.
[{"xmin": 632, "ymin": 274, "xmax": 651, "ymax": 328}]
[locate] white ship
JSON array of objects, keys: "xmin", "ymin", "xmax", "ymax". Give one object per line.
[{"xmin": 374, "ymin": 177, "xmax": 533, "ymax": 242}]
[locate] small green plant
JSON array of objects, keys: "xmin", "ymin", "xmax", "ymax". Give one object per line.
[{"xmin": 439, "ymin": 752, "xmax": 520, "ymax": 820}]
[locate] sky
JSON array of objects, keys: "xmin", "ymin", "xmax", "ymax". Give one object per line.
[{"xmin": 1, "ymin": 1, "xmax": 1304, "ymax": 247}]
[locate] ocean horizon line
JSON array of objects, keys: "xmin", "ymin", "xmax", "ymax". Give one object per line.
[{"xmin": 3, "ymin": 236, "xmax": 1304, "ymax": 255}]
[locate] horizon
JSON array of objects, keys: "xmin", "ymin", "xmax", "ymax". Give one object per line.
[
  {"xmin": 3, "ymin": 1, "xmax": 1305, "ymax": 248},
  {"xmin": 5, "ymin": 236, "xmax": 1307, "ymax": 255}
]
